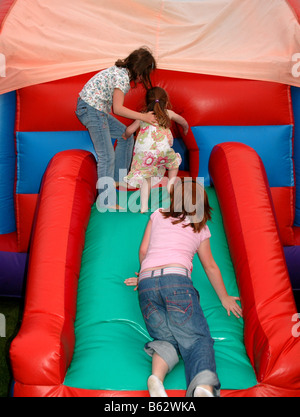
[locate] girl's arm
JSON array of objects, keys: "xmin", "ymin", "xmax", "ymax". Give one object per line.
[
  {"xmin": 197, "ymin": 239, "xmax": 243, "ymax": 318},
  {"xmin": 139, "ymin": 219, "xmax": 152, "ymax": 264},
  {"xmin": 168, "ymin": 110, "xmax": 189, "ymax": 136},
  {"xmin": 113, "ymin": 89, "xmax": 156, "ymax": 124},
  {"xmin": 124, "ymin": 219, "xmax": 152, "ymax": 290},
  {"xmin": 123, "ymin": 119, "xmax": 140, "ymax": 140}
]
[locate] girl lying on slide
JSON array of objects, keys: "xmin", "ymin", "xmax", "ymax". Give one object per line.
[{"xmin": 125, "ymin": 178, "xmax": 242, "ymax": 397}]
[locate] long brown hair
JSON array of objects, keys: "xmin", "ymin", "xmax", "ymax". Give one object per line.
[
  {"xmin": 162, "ymin": 178, "xmax": 212, "ymax": 233},
  {"xmin": 115, "ymin": 47, "xmax": 156, "ymax": 89},
  {"xmin": 145, "ymin": 87, "xmax": 171, "ymax": 129}
]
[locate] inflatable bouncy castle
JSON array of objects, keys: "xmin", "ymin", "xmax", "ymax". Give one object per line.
[{"xmin": 1, "ymin": 0, "xmax": 300, "ymax": 397}]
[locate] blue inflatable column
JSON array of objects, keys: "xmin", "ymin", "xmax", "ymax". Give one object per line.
[
  {"xmin": 292, "ymin": 86, "xmax": 300, "ymax": 226},
  {"xmin": 0, "ymin": 91, "xmax": 16, "ymax": 234}
]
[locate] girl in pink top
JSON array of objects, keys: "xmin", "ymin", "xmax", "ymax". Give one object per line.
[{"xmin": 125, "ymin": 179, "xmax": 242, "ymax": 398}]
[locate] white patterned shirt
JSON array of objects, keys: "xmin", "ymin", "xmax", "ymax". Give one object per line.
[{"xmin": 79, "ymin": 66, "xmax": 131, "ymax": 113}]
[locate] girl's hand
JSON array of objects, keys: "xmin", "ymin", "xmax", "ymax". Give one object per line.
[
  {"xmin": 122, "ymin": 130, "xmax": 130, "ymax": 140},
  {"xmin": 123, "ymin": 120, "xmax": 140, "ymax": 140},
  {"xmin": 141, "ymin": 111, "xmax": 156, "ymax": 125},
  {"xmin": 221, "ymin": 296, "xmax": 243, "ymax": 319},
  {"xmin": 182, "ymin": 123, "xmax": 189, "ymax": 136},
  {"xmin": 124, "ymin": 273, "xmax": 139, "ymax": 291}
]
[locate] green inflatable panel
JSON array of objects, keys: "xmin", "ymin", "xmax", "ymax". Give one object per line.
[{"xmin": 64, "ymin": 188, "xmax": 257, "ymax": 392}]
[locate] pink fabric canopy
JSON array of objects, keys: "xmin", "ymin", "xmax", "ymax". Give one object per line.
[{"xmin": 0, "ymin": 0, "xmax": 299, "ymax": 94}]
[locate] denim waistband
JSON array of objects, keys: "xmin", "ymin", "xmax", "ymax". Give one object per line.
[{"xmin": 139, "ymin": 267, "xmax": 191, "ymax": 282}]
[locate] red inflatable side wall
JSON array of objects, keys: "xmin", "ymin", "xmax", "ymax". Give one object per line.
[
  {"xmin": 10, "ymin": 150, "xmax": 97, "ymax": 386},
  {"xmin": 209, "ymin": 142, "xmax": 300, "ymax": 397}
]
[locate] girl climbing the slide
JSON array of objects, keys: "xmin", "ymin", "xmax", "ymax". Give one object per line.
[
  {"xmin": 123, "ymin": 87, "xmax": 189, "ymax": 212},
  {"xmin": 125, "ymin": 179, "xmax": 243, "ymax": 397},
  {"xmin": 76, "ymin": 47, "xmax": 157, "ymax": 208}
]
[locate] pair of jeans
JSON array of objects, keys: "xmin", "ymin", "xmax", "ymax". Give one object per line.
[
  {"xmin": 76, "ymin": 98, "xmax": 134, "ymax": 205},
  {"xmin": 138, "ymin": 272, "xmax": 221, "ymax": 397}
]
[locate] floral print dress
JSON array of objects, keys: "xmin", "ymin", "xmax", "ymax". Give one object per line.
[{"xmin": 124, "ymin": 121, "xmax": 182, "ymax": 188}]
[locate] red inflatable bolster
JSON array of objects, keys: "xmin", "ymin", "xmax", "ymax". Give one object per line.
[
  {"xmin": 10, "ymin": 150, "xmax": 97, "ymax": 387},
  {"xmin": 294, "ymin": 227, "xmax": 300, "ymax": 245},
  {"xmin": 11, "ymin": 383, "xmax": 241, "ymax": 398},
  {"xmin": 0, "ymin": 232, "xmax": 17, "ymax": 252},
  {"xmin": 209, "ymin": 142, "xmax": 300, "ymax": 395},
  {"xmin": 15, "ymin": 194, "xmax": 39, "ymax": 253},
  {"xmin": 269, "ymin": 187, "xmax": 295, "ymax": 246}
]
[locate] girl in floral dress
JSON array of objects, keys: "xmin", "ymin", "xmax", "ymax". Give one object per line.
[{"xmin": 123, "ymin": 87, "xmax": 189, "ymax": 212}]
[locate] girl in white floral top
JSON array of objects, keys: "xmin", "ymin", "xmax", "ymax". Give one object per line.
[
  {"xmin": 76, "ymin": 47, "xmax": 157, "ymax": 209},
  {"xmin": 124, "ymin": 87, "xmax": 189, "ymax": 213}
]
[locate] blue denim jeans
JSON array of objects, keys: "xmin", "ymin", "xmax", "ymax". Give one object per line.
[
  {"xmin": 76, "ymin": 98, "xmax": 134, "ymax": 205},
  {"xmin": 138, "ymin": 272, "xmax": 221, "ymax": 397}
]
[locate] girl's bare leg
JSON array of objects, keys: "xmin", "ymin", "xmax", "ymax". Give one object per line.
[
  {"xmin": 167, "ymin": 168, "xmax": 179, "ymax": 193},
  {"xmin": 140, "ymin": 178, "xmax": 151, "ymax": 213},
  {"xmin": 147, "ymin": 353, "xmax": 169, "ymax": 397},
  {"xmin": 152, "ymin": 352, "xmax": 169, "ymax": 382}
]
